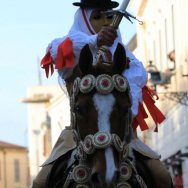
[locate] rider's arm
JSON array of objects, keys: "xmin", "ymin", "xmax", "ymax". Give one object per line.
[
  {"xmin": 48, "ymin": 32, "xmax": 97, "ymax": 64},
  {"xmin": 122, "ymin": 47, "xmax": 148, "ymax": 116},
  {"xmin": 44, "ymin": 32, "xmax": 97, "ymax": 79}
]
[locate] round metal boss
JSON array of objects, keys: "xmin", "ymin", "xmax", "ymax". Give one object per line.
[
  {"xmin": 80, "ymin": 74, "xmax": 95, "ymax": 93},
  {"xmin": 93, "ymin": 132, "xmax": 111, "ymax": 149},
  {"xmin": 72, "ymin": 164, "xmax": 91, "ymax": 184},
  {"xmin": 73, "ymin": 77, "xmax": 81, "ymax": 96},
  {"xmin": 96, "ymin": 74, "xmax": 114, "ymax": 95},
  {"xmin": 112, "ymin": 74, "xmax": 127, "ymax": 92},
  {"xmin": 112, "ymin": 134, "xmax": 123, "ymax": 152},
  {"xmin": 117, "ymin": 182, "xmax": 131, "ymax": 188},
  {"xmin": 119, "ymin": 162, "xmax": 132, "ymax": 181},
  {"xmin": 83, "ymin": 135, "xmax": 95, "ymax": 154}
]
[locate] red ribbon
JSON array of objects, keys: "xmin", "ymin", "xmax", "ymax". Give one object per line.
[
  {"xmin": 132, "ymin": 102, "xmax": 149, "ymax": 131},
  {"xmin": 132, "ymin": 86, "xmax": 165, "ymax": 132},
  {"xmin": 41, "ymin": 37, "xmax": 75, "ymax": 78},
  {"xmin": 81, "ymin": 8, "xmax": 95, "ymax": 35},
  {"xmin": 56, "ymin": 37, "xmax": 75, "ymax": 69},
  {"xmin": 40, "ymin": 46, "xmax": 54, "ymax": 78},
  {"xmin": 142, "ymin": 86, "xmax": 165, "ymax": 132}
]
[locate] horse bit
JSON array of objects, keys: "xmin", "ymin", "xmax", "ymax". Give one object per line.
[{"xmin": 63, "ymin": 74, "xmax": 147, "ymax": 188}]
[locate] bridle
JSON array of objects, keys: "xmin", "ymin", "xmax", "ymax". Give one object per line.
[{"xmin": 64, "ymin": 73, "xmax": 147, "ymax": 188}]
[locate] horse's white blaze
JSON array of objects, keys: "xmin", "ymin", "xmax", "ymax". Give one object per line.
[{"xmin": 93, "ymin": 93, "xmax": 116, "ymax": 183}]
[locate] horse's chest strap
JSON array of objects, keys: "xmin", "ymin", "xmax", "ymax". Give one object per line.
[{"xmin": 75, "ymin": 131, "xmax": 128, "ymax": 159}]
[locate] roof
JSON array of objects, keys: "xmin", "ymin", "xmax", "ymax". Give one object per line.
[{"xmin": 0, "ymin": 141, "xmax": 27, "ymax": 150}]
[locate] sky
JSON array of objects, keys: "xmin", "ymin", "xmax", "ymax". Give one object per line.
[{"xmin": 0, "ymin": 0, "xmax": 136, "ymax": 147}]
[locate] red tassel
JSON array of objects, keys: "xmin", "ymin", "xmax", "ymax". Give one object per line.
[
  {"xmin": 41, "ymin": 38, "xmax": 75, "ymax": 78},
  {"xmin": 56, "ymin": 38, "xmax": 75, "ymax": 69},
  {"xmin": 132, "ymin": 86, "xmax": 166, "ymax": 132},
  {"xmin": 40, "ymin": 46, "xmax": 53, "ymax": 78},
  {"xmin": 132, "ymin": 103, "xmax": 149, "ymax": 131},
  {"xmin": 142, "ymin": 86, "xmax": 166, "ymax": 132}
]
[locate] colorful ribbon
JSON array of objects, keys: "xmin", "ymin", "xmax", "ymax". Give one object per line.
[
  {"xmin": 133, "ymin": 86, "xmax": 166, "ymax": 132},
  {"xmin": 40, "ymin": 37, "xmax": 75, "ymax": 78}
]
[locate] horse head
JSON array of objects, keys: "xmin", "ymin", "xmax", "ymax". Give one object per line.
[{"xmin": 64, "ymin": 43, "xmax": 136, "ymax": 188}]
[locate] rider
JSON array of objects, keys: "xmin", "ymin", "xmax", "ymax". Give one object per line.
[{"xmin": 33, "ymin": 0, "xmax": 172, "ymax": 187}]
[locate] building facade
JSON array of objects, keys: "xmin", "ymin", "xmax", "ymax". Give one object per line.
[
  {"xmin": 0, "ymin": 141, "xmax": 29, "ymax": 188},
  {"xmin": 22, "ymin": 85, "xmax": 62, "ymax": 183},
  {"xmin": 46, "ymin": 86, "xmax": 70, "ymax": 147},
  {"xmin": 132, "ymin": 0, "xmax": 188, "ymax": 187}
]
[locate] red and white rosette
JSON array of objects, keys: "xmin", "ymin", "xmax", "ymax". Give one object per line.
[
  {"xmin": 80, "ymin": 75, "xmax": 95, "ymax": 94},
  {"xmin": 93, "ymin": 132, "xmax": 112, "ymax": 149},
  {"xmin": 119, "ymin": 162, "xmax": 132, "ymax": 181},
  {"xmin": 83, "ymin": 135, "xmax": 95, "ymax": 155},
  {"xmin": 96, "ymin": 74, "xmax": 114, "ymax": 95},
  {"xmin": 73, "ymin": 77, "xmax": 81, "ymax": 96},
  {"xmin": 117, "ymin": 182, "xmax": 131, "ymax": 188},
  {"xmin": 72, "ymin": 164, "xmax": 91, "ymax": 184},
  {"xmin": 112, "ymin": 134, "xmax": 124, "ymax": 152},
  {"xmin": 112, "ymin": 74, "xmax": 127, "ymax": 92}
]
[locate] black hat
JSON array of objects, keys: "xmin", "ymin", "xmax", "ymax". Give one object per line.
[{"xmin": 73, "ymin": 0, "xmax": 119, "ymax": 9}]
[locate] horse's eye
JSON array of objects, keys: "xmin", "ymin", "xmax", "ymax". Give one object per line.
[{"xmin": 74, "ymin": 106, "xmax": 80, "ymax": 113}]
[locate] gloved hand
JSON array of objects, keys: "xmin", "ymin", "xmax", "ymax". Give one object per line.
[{"xmin": 97, "ymin": 26, "xmax": 117, "ymax": 47}]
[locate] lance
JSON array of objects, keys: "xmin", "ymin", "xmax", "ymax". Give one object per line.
[{"xmin": 95, "ymin": 0, "xmax": 143, "ymax": 63}]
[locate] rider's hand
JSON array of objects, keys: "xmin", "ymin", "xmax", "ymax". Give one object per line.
[{"xmin": 97, "ymin": 26, "xmax": 117, "ymax": 47}]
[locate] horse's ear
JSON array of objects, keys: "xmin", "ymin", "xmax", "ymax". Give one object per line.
[
  {"xmin": 113, "ymin": 43, "xmax": 127, "ymax": 74},
  {"xmin": 78, "ymin": 44, "xmax": 93, "ymax": 75}
]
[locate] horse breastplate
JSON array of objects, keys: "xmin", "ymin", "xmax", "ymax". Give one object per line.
[{"xmin": 64, "ymin": 74, "xmax": 147, "ymax": 188}]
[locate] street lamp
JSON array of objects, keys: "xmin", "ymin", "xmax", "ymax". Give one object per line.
[
  {"xmin": 179, "ymin": 153, "xmax": 188, "ymax": 161},
  {"xmin": 146, "ymin": 60, "xmax": 174, "ymax": 90}
]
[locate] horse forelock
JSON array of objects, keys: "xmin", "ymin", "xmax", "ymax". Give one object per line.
[{"xmin": 92, "ymin": 63, "xmax": 115, "ymax": 76}]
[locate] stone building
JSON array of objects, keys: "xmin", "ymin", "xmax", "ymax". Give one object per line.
[
  {"xmin": 0, "ymin": 141, "xmax": 29, "ymax": 188},
  {"xmin": 132, "ymin": 0, "xmax": 188, "ymax": 187},
  {"xmin": 22, "ymin": 85, "xmax": 62, "ymax": 183}
]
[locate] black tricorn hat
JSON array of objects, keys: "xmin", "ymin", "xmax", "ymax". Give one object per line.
[{"xmin": 73, "ymin": 0, "xmax": 119, "ymax": 9}]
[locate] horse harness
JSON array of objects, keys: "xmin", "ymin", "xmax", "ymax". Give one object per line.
[{"xmin": 63, "ymin": 74, "xmax": 147, "ymax": 188}]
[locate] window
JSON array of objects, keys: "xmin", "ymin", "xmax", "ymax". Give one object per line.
[{"xmin": 14, "ymin": 159, "xmax": 20, "ymax": 182}]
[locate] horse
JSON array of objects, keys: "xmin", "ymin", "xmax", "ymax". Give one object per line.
[{"xmin": 46, "ymin": 44, "xmax": 173, "ymax": 188}]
